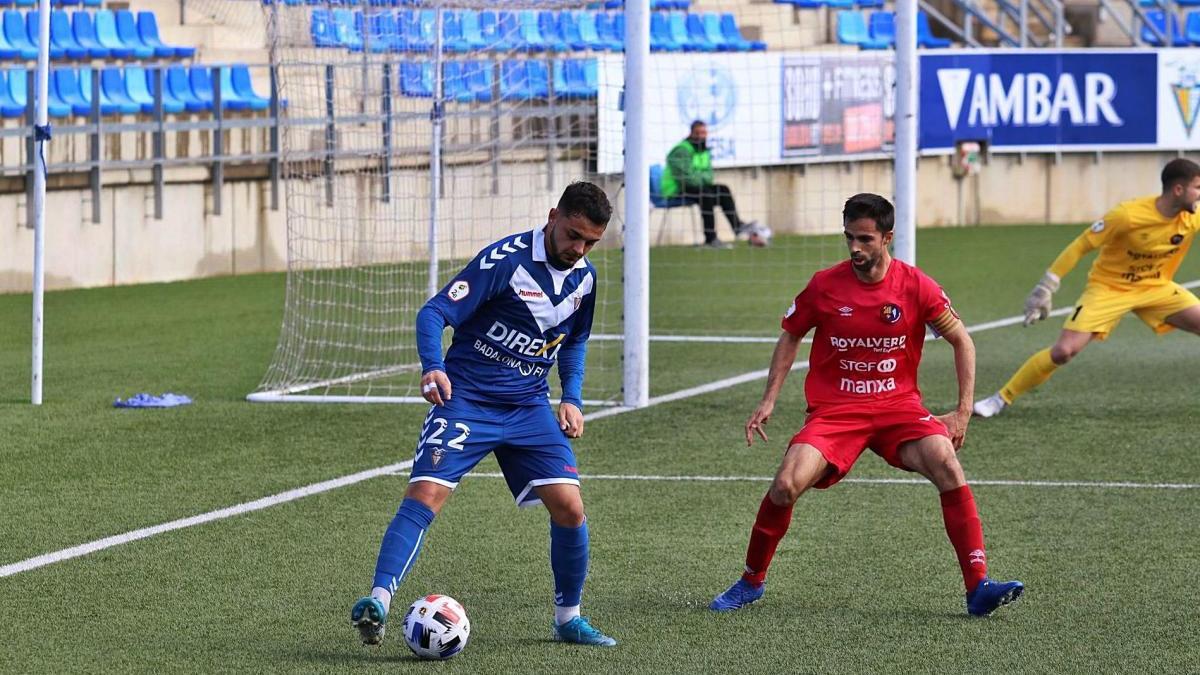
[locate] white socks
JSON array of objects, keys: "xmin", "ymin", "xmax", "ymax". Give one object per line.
[
  {"xmin": 555, "ymin": 605, "xmax": 581, "ymax": 626},
  {"xmin": 370, "ymin": 587, "xmax": 392, "ymax": 613}
]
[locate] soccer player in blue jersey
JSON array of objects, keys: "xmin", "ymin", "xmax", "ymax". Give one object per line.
[{"xmin": 350, "ymin": 182, "xmax": 617, "ymax": 648}]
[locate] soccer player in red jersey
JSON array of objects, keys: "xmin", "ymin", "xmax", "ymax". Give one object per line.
[{"xmin": 710, "ymin": 193, "xmax": 1024, "ymax": 617}]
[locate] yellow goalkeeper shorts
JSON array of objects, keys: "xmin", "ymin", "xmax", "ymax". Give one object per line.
[{"xmin": 1063, "ymin": 281, "xmax": 1200, "ymax": 339}]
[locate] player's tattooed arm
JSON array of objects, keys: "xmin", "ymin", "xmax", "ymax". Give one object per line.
[{"xmin": 746, "ymin": 331, "xmax": 803, "ymax": 446}]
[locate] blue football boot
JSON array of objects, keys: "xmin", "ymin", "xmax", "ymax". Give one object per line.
[
  {"xmin": 553, "ymin": 616, "xmax": 617, "ymax": 647},
  {"xmin": 966, "ymin": 577, "xmax": 1025, "ymax": 617},
  {"xmin": 350, "ymin": 596, "xmax": 388, "ymax": 645},
  {"xmin": 709, "ymin": 578, "xmax": 765, "ymax": 612}
]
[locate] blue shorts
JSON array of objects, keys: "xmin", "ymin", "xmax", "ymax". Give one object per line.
[{"xmin": 409, "ymin": 397, "xmax": 579, "ymax": 508}]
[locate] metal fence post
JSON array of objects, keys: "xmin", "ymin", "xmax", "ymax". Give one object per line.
[
  {"xmin": 90, "ymin": 66, "xmax": 102, "ymax": 224},
  {"xmin": 268, "ymin": 64, "xmax": 279, "ymax": 211},
  {"xmin": 325, "ymin": 63, "xmax": 335, "ymax": 208},
  {"xmin": 152, "ymin": 66, "xmax": 165, "ymax": 220},
  {"xmin": 212, "ymin": 65, "xmax": 223, "ymax": 216},
  {"xmin": 381, "ymin": 61, "xmax": 392, "ymax": 204},
  {"xmin": 25, "ymin": 69, "xmax": 36, "ymax": 229}
]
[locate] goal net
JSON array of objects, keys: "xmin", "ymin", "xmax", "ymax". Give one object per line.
[{"xmin": 245, "ymin": 0, "xmax": 899, "ymax": 405}]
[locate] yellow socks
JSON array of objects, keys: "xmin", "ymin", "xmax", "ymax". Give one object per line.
[{"xmin": 999, "ymin": 348, "xmax": 1058, "ymax": 403}]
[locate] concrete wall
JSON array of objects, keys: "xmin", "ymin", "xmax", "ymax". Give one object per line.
[{"xmin": 0, "ymin": 150, "xmax": 1183, "ymax": 293}]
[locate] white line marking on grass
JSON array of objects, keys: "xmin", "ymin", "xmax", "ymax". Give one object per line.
[
  {"xmin": 8, "ymin": 279, "xmax": 1199, "ymax": 578},
  {"xmin": 463, "ymin": 472, "xmax": 1200, "ymax": 490},
  {"xmin": 0, "ymin": 461, "xmax": 414, "ymax": 579}
]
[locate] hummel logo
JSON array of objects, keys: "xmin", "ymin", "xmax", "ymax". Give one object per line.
[
  {"xmin": 479, "ymin": 236, "xmax": 529, "ymax": 270},
  {"xmin": 518, "ymin": 288, "xmax": 545, "ymax": 299},
  {"xmin": 969, "ymin": 548, "xmax": 987, "ymax": 566},
  {"xmin": 839, "ymin": 306, "xmax": 854, "ymax": 316}
]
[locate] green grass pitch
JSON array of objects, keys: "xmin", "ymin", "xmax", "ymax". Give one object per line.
[{"xmin": 1, "ymin": 224, "xmax": 1198, "ymax": 672}]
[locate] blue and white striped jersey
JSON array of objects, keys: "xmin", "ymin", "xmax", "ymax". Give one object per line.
[{"xmin": 416, "ymin": 228, "xmax": 596, "ymax": 407}]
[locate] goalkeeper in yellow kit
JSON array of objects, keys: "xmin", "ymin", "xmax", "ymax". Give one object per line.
[{"xmin": 975, "ymin": 158, "xmax": 1200, "ymax": 417}]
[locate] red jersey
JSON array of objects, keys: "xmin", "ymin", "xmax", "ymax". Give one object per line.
[{"xmin": 781, "ymin": 259, "xmax": 960, "ymax": 411}]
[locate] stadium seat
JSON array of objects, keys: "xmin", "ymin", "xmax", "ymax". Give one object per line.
[
  {"xmin": 685, "ymin": 13, "xmax": 721, "ymax": 51},
  {"xmin": 82, "ymin": 0, "xmax": 101, "ymax": 6},
  {"xmin": 499, "ymin": 59, "xmax": 548, "ymax": 100},
  {"xmin": 553, "ymin": 58, "xmax": 596, "ymax": 98},
  {"xmin": 53, "ymin": 69, "xmax": 94, "ymax": 116},
  {"xmin": 134, "ymin": 66, "xmax": 187, "ymax": 114},
  {"xmin": 699, "ymin": 12, "xmax": 736, "ymax": 51},
  {"xmin": 222, "ymin": 66, "xmax": 267, "ymax": 110},
  {"xmin": 190, "ymin": 65, "xmax": 250, "ymax": 111},
  {"xmin": 663, "ymin": 12, "xmax": 700, "ymax": 51},
  {"xmin": 0, "ymin": 70, "xmax": 24, "ymax": 116},
  {"xmin": 331, "ymin": 9, "xmax": 363, "ymax": 51},
  {"xmin": 402, "ymin": 10, "xmax": 435, "ymax": 52},
  {"xmin": 100, "ymin": 68, "xmax": 150, "ymax": 114},
  {"xmin": 457, "ymin": 60, "xmax": 493, "ymax": 102},
  {"xmin": 93, "ymin": 10, "xmax": 136, "ymax": 58},
  {"xmin": 720, "ymin": 13, "xmax": 765, "ymax": 51},
  {"xmin": 576, "ymin": 12, "xmax": 609, "ymax": 51},
  {"xmin": 459, "ymin": 10, "xmax": 491, "ymax": 51},
  {"xmin": 71, "ymin": 11, "xmax": 110, "ymax": 58},
  {"xmin": 516, "ymin": 10, "xmax": 548, "ymax": 51},
  {"xmin": 836, "ymin": 11, "xmax": 889, "ymax": 48},
  {"xmin": 79, "ymin": 67, "xmax": 138, "ymax": 114},
  {"xmin": 650, "ymin": 12, "xmax": 682, "ymax": 51},
  {"xmin": 857, "ymin": 0, "xmax": 885, "ymax": 7},
  {"xmin": 3, "ymin": 11, "xmax": 36, "ymax": 60},
  {"xmin": 49, "ymin": 10, "xmax": 87, "ymax": 59},
  {"xmin": 25, "ymin": 11, "xmax": 65, "ymax": 59},
  {"xmin": 355, "ymin": 11, "xmax": 390, "ymax": 53},
  {"xmin": 0, "ymin": 18, "xmax": 20, "ymax": 58},
  {"xmin": 612, "ymin": 12, "xmax": 627, "ymax": 47},
  {"xmin": 649, "ymin": 162, "xmax": 700, "ymax": 242},
  {"xmin": 1187, "ymin": 10, "xmax": 1200, "ymax": 44},
  {"xmin": 556, "ymin": 11, "xmax": 586, "ymax": 51},
  {"xmin": 916, "ymin": 10, "xmax": 951, "ymax": 47},
  {"xmin": 7, "ymin": 69, "xmax": 64, "ymax": 117},
  {"xmin": 824, "ymin": 0, "xmax": 855, "ymax": 7},
  {"xmin": 775, "ymin": 0, "xmax": 826, "ymax": 8},
  {"xmin": 589, "ymin": 12, "xmax": 622, "ymax": 51},
  {"xmin": 869, "ymin": 11, "xmax": 895, "ymax": 47},
  {"xmin": 60, "ymin": 0, "xmax": 81, "ymax": 7},
  {"xmin": 14, "ymin": 0, "xmax": 32, "ymax": 7},
  {"xmin": 441, "ymin": 10, "xmax": 471, "ymax": 52},
  {"xmin": 166, "ymin": 65, "xmax": 207, "ymax": 111},
  {"xmin": 537, "ymin": 10, "xmax": 570, "ymax": 51},
  {"xmin": 310, "ymin": 8, "xmax": 338, "ymax": 48},
  {"xmin": 399, "ymin": 61, "xmax": 432, "ymax": 97},
  {"xmin": 113, "ymin": 10, "xmax": 155, "ymax": 58},
  {"xmin": 139, "ymin": 11, "xmax": 196, "ymax": 58},
  {"xmin": 1142, "ymin": 10, "xmax": 1186, "ymax": 46}
]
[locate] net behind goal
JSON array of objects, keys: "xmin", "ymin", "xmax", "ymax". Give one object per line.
[{"xmin": 246, "ymin": 0, "xmax": 901, "ymax": 405}]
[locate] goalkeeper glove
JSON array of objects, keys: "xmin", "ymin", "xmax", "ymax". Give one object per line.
[{"xmin": 1022, "ymin": 271, "xmax": 1060, "ymax": 326}]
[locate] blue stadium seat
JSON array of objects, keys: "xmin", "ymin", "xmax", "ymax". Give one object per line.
[
  {"xmin": 14, "ymin": 0, "xmax": 33, "ymax": 7},
  {"xmin": 650, "ymin": 12, "xmax": 682, "ymax": 51},
  {"xmin": 355, "ymin": 11, "xmax": 389, "ymax": 52},
  {"xmin": 666, "ymin": 12, "xmax": 704, "ymax": 51},
  {"xmin": 1187, "ymin": 10, "xmax": 1200, "ymax": 44},
  {"xmin": 188, "ymin": 66, "xmax": 228, "ymax": 110},
  {"xmin": 0, "ymin": 18, "xmax": 19, "ymax": 58},
  {"xmin": 222, "ymin": 66, "xmax": 267, "ymax": 110},
  {"xmin": 71, "ymin": 11, "xmax": 109, "ymax": 58},
  {"xmin": 775, "ymin": 0, "xmax": 826, "ymax": 8},
  {"xmin": 857, "ymin": 0, "xmax": 885, "ymax": 7},
  {"xmin": 720, "ymin": 13, "xmax": 765, "ymax": 50},
  {"xmin": 60, "ymin": 0, "xmax": 82, "ymax": 7},
  {"xmin": 113, "ymin": 10, "xmax": 154, "ymax": 58},
  {"xmin": 649, "ymin": 163, "xmax": 693, "ymax": 208},
  {"xmin": 93, "ymin": 10, "xmax": 135, "ymax": 58},
  {"xmin": 364, "ymin": 11, "xmax": 401, "ymax": 52},
  {"xmin": 26, "ymin": 11, "xmax": 65, "ymax": 59},
  {"xmin": 397, "ymin": 10, "xmax": 431, "ymax": 51},
  {"xmin": 441, "ymin": 60, "xmax": 469, "ymax": 101},
  {"xmin": 553, "ymin": 58, "xmax": 596, "ymax": 98},
  {"xmin": 869, "ymin": 10, "xmax": 895, "ymax": 47},
  {"xmin": 537, "ymin": 10, "xmax": 570, "ymax": 51},
  {"xmin": 1142, "ymin": 10, "xmax": 1186, "ymax": 45},
  {"xmin": 3, "ymin": 11, "xmax": 36, "ymax": 59},
  {"xmin": 399, "ymin": 61, "xmax": 432, "ymax": 97},
  {"xmin": 558, "ymin": 11, "xmax": 588, "ymax": 50},
  {"xmin": 441, "ymin": 10, "xmax": 471, "ymax": 52},
  {"xmin": 459, "ymin": 10, "xmax": 491, "ymax": 50},
  {"xmin": 9, "ymin": 69, "xmax": 68, "ymax": 117},
  {"xmin": 463, "ymin": 60, "xmax": 494, "ymax": 102},
  {"xmin": 139, "ymin": 11, "xmax": 195, "ymax": 58},
  {"xmin": 79, "ymin": 67, "xmax": 137, "ymax": 114},
  {"xmin": 310, "ymin": 8, "xmax": 338, "ymax": 47},
  {"xmin": 500, "ymin": 59, "xmax": 548, "ymax": 100},
  {"xmin": 685, "ymin": 13, "xmax": 720, "ymax": 51},
  {"xmin": 166, "ymin": 65, "xmax": 208, "ymax": 111},
  {"xmin": 135, "ymin": 66, "xmax": 187, "ymax": 113},
  {"xmin": 100, "ymin": 68, "xmax": 148, "ymax": 114},
  {"xmin": 0, "ymin": 70, "xmax": 24, "ymax": 116},
  {"xmin": 82, "ymin": 0, "xmax": 101, "ymax": 7},
  {"xmin": 477, "ymin": 10, "xmax": 502, "ymax": 50},
  {"xmin": 50, "ymin": 10, "xmax": 87, "ymax": 58},
  {"xmin": 836, "ymin": 11, "xmax": 889, "ymax": 48},
  {"xmin": 698, "ymin": 12, "xmax": 736, "ymax": 51},
  {"xmin": 331, "ymin": 9, "xmax": 363, "ymax": 51},
  {"xmin": 917, "ymin": 11, "xmax": 951, "ymax": 47},
  {"xmin": 516, "ymin": 10, "xmax": 547, "ymax": 50},
  {"xmin": 824, "ymin": 0, "xmax": 855, "ymax": 7},
  {"xmin": 52, "ymin": 69, "xmax": 92, "ymax": 115},
  {"xmin": 593, "ymin": 12, "xmax": 622, "ymax": 51}
]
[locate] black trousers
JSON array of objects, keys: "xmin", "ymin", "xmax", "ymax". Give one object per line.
[{"xmin": 679, "ymin": 183, "xmax": 743, "ymax": 243}]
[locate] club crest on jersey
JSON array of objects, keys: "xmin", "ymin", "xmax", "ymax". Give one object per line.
[
  {"xmin": 430, "ymin": 447, "xmax": 445, "ymax": 468},
  {"xmin": 880, "ymin": 303, "xmax": 902, "ymax": 324},
  {"xmin": 573, "ymin": 294, "xmax": 582, "ymax": 311},
  {"xmin": 1171, "ymin": 234, "xmax": 1185, "ymax": 245}
]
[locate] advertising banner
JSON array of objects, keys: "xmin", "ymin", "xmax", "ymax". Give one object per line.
[{"xmin": 781, "ymin": 54, "xmax": 896, "ymax": 159}]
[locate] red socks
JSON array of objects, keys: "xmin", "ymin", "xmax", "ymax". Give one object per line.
[
  {"xmin": 940, "ymin": 485, "xmax": 988, "ymax": 593},
  {"xmin": 741, "ymin": 494, "xmax": 794, "ymax": 587}
]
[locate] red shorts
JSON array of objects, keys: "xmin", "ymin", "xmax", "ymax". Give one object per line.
[{"xmin": 789, "ymin": 399, "xmax": 949, "ymax": 489}]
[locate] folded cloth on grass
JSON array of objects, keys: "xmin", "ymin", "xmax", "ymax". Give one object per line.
[{"xmin": 113, "ymin": 393, "xmax": 193, "ymax": 408}]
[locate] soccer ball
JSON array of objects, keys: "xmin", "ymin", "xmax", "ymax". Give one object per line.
[
  {"xmin": 747, "ymin": 222, "xmax": 773, "ymax": 247},
  {"xmin": 401, "ymin": 594, "xmax": 470, "ymax": 660}
]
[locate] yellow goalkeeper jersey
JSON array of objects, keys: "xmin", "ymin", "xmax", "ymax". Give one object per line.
[{"xmin": 1049, "ymin": 196, "xmax": 1199, "ymax": 289}]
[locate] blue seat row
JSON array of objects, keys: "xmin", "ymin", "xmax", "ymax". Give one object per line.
[
  {"xmin": 836, "ymin": 10, "xmax": 951, "ymax": 48},
  {"xmin": 1142, "ymin": 9, "xmax": 1190, "ymax": 45},
  {"xmin": 602, "ymin": 0, "xmax": 690, "ymax": 9},
  {"xmin": 775, "ymin": 0, "xmax": 881, "ymax": 8},
  {"xmin": 313, "ymin": 8, "xmax": 766, "ymax": 53},
  {"xmin": 0, "ymin": 0, "xmax": 103, "ymax": 7},
  {"xmin": 0, "ymin": 9, "xmax": 195, "ymax": 60},
  {"xmin": 398, "ymin": 58, "xmax": 598, "ymax": 101},
  {"xmin": 0, "ymin": 63, "xmax": 267, "ymax": 117}
]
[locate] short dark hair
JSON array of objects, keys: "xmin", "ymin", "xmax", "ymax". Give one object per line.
[
  {"xmin": 1161, "ymin": 158, "xmax": 1200, "ymax": 191},
  {"xmin": 690, "ymin": 120, "xmax": 706, "ymax": 132},
  {"xmin": 842, "ymin": 193, "xmax": 895, "ymax": 233},
  {"xmin": 557, "ymin": 181, "xmax": 612, "ymax": 226}
]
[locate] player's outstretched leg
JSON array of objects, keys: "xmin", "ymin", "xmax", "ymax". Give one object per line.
[{"xmin": 352, "ymin": 496, "xmax": 437, "ymax": 645}]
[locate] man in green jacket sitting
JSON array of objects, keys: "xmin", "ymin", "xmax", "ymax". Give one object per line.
[{"xmin": 660, "ymin": 120, "xmax": 754, "ymax": 249}]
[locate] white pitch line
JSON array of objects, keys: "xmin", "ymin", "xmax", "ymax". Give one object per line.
[
  {"xmin": 0, "ymin": 461, "xmax": 415, "ymax": 579},
  {"xmin": 462, "ymin": 472, "xmax": 1200, "ymax": 490},
  {"xmin": 7, "ymin": 278, "xmax": 1199, "ymax": 578}
]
